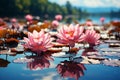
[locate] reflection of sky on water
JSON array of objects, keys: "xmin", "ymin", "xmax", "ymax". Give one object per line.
[
  {"xmin": 21, "ymin": 72, "xmax": 61, "ymax": 80},
  {"xmin": 0, "ymin": 44, "xmax": 120, "ymax": 80},
  {"xmin": 80, "ymin": 15, "xmax": 120, "ymax": 24},
  {"xmin": 0, "ymin": 55, "xmax": 120, "ymax": 80},
  {"xmin": 82, "ymin": 64, "xmax": 120, "ymax": 80}
]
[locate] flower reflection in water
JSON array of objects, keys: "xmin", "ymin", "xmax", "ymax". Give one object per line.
[
  {"xmin": 56, "ymin": 60, "xmax": 86, "ymax": 80},
  {"xmin": 27, "ymin": 53, "xmax": 53, "ymax": 70},
  {"xmin": 82, "ymin": 47, "xmax": 98, "ymax": 56},
  {"xmin": 80, "ymin": 47, "xmax": 104, "ymax": 64}
]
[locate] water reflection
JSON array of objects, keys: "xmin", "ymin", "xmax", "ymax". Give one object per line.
[
  {"xmin": 0, "ymin": 58, "xmax": 10, "ymax": 67},
  {"xmin": 27, "ymin": 53, "xmax": 54, "ymax": 70},
  {"xmin": 0, "ymin": 42, "xmax": 120, "ymax": 80},
  {"xmin": 56, "ymin": 60, "xmax": 86, "ymax": 80},
  {"xmin": 82, "ymin": 47, "xmax": 99, "ymax": 56},
  {"xmin": 74, "ymin": 48, "xmax": 102, "ymax": 64}
]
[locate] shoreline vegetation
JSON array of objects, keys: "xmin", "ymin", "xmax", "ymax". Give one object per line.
[
  {"xmin": 0, "ymin": 0, "xmax": 85, "ymax": 20},
  {"xmin": 0, "ymin": 0, "xmax": 120, "ymax": 22}
]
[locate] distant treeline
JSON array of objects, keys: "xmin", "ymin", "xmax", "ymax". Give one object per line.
[
  {"xmin": 110, "ymin": 10, "xmax": 120, "ymax": 18},
  {"xmin": 0, "ymin": 0, "xmax": 88, "ymax": 20}
]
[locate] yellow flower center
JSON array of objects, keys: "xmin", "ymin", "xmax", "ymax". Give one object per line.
[{"xmin": 66, "ymin": 31, "xmax": 74, "ymax": 37}]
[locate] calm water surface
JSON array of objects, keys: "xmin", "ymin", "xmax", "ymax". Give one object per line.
[
  {"xmin": 0, "ymin": 44, "xmax": 120, "ymax": 80},
  {"xmin": 1, "ymin": 16, "xmax": 120, "ymax": 79}
]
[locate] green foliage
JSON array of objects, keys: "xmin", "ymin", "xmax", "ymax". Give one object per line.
[{"xmin": 0, "ymin": 0, "xmax": 88, "ymax": 21}]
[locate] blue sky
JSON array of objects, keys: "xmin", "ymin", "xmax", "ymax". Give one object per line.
[{"xmin": 48, "ymin": 0, "xmax": 120, "ymax": 8}]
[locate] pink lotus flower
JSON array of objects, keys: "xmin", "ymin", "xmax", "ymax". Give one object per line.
[
  {"xmin": 100, "ymin": 17, "xmax": 105, "ymax": 23},
  {"xmin": 11, "ymin": 18, "xmax": 17, "ymax": 23},
  {"xmin": 56, "ymin": 60, "xmax": 86, "ymax": 80},
  {"xmin": 0, "ymin": 18, "xmax": 3, "ymax": 23},
  {"xmin": 55, "ymin": 14, "xmax": 62, "ymax": 21},
  {"xmin": 0, "ymin": 27, "xmax": 5, "ymax": 29},
  {"xmin": 51, "ymin": 20, "xmax": 59, "ymax": 28},
  {"xmin": 27, "ymin": 54, "xmax": 53, "ymax": 70},
  {"xmin": 85, "ymin": 21, "xmax": 93, "ymax": 26},
  {"xmin": 23, "ymin": 30, "xmax": 53, "ymax": 55},
  {"xmin": 84, "ymin": 30, "xmax": 100, "ymax": 46},
  {"xmin": 25, "ymin": 14, "xmax": 33, "ymax": 21},
  {"xmin": 57, "ymin": 24, "xmax": 85, "ymax": 47}
]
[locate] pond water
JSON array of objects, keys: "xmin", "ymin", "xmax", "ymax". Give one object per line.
[
  {"xmin": 0, "ymin": 43, "xmax": 120, "ymax": 80},
  {"xmin": 80, "ymin": 15, "xmax": 120, "ymax": 24}
]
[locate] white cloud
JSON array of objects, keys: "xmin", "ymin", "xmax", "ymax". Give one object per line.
[
  {"xmin": 42, "ymin": 72, "xmax": 57, "ymax": 80},
  {"xmin": 49, "ymin": 0, "xmax": 120, "ymax": 8},
  {"xmin": 21, "ymin": 71, "xmax": 60, "ymax": 80},
  {"xmin": 112, "ymin": 0, "xmax": 120, "ymax": 8},
  {"xmin": 34, "ymin": 72, "xmax": 61, "ymax": 80},
  {"xmin": 83, "ymin": 0, "xmax": 104, "ymax": 7},
  {"xmin": 23, "ymin": 66, "xmax": 29, "ymax": 70},
  {"xmin": 49, "ymin": 61, "xmax": 56, "ymax": 68},
  {"xmin": 67, "ymin": 0, "xmax": 83, "ymax": 6}
]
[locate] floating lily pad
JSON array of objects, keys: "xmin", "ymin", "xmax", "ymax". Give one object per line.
[
  {"xmin": 109, "ymin": 43, "xmax": 120, "ymax": 47},
  {"xmin": 100, "ymin": 48, "xmax": 120, "ymax": 52},
  {"xmin": 81, "ymin": 56, "xmax": 101, "ymax": 64},
  {"xmin": 104, "ymin": 40, "xmax": 120, "ymax": 43},
  {"xmin": 102, "ymin": 59, "xmax": 120, "ymax": 67},
  {"xmin": 0, "ymin": 49, "xmax": 16, "ymax": 55},
  {"xmin": 101, "ymin": 52, "xmax": 120, "ymax": 57},
  {"xmin": 52, "ymin": 52, "xmax": 76, "ymax": 58},
  {"xmin": 13, "ymin": 57, "xmax": 33, "ymax": 63},
  {"xmin": 88, "ymin": 55, "xmax": 107, "ymax": 60}
]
